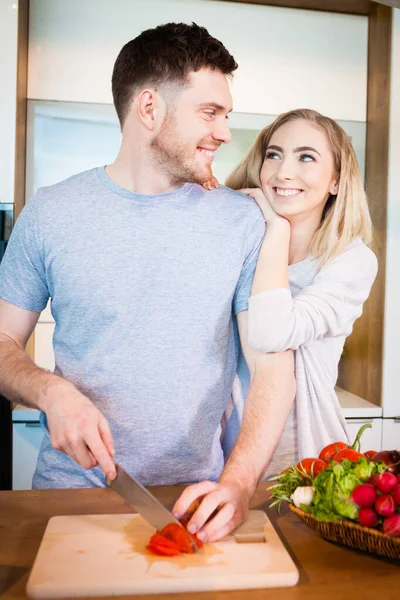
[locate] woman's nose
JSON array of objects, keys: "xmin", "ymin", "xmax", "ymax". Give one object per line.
[{"xmin": 275, "ymin": 159, "xmax": 296, "ymax": 180}]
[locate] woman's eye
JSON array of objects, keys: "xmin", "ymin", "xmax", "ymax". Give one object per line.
[
  {"xmin": 204, "ymin": 111, "xmax": 216, "ymax": 119},
  {"xmin": 266, "ymin": 151, "xmax": 280, "ymax": 160},
  {"xmin": 300, "ymin": 153, "xmax": 314, "ymax": 162}
]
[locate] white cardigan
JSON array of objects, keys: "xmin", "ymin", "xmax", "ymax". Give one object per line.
[{"xmin": 222, "ymin": 239, "xmax": 378, "ymax": 477}]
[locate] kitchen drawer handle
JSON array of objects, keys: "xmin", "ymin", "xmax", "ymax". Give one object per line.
[
  {"xmin": 347, "ymin": 419, "xmax": 374, "ymax": 424},
  {"xmin": 24, "ymin": 422, "xmax": 42, "ymax": 428}
]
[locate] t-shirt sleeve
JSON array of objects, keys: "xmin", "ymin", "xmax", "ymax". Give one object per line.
[
  {"xmin": 0, "ymin": 195, "xmax": 49, "ymax": 312},
  {"xmin": 247, "ymin": 241, "xmax": 378, "ymax": 352},
  {"xmin": 233, "ymin": 212, "xmax": 266, "ymax": 315}
]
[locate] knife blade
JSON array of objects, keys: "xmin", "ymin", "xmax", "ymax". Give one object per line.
[{"xmin": 109, "ymin": 463, "xmax": 198, "ymax": 552}]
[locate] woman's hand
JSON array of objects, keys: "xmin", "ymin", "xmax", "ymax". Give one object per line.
[
  {"xmin": 202, "ymin": 175, "xmax": 219, "ymax": 190},
  {"xmin": 238, "ymin": 187, "xmax": 287, "ymax": 226}
]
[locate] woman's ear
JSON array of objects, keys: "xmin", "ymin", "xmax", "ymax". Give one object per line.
[{"xmin": 329, "ymin": 179, "xmax": 339, "ymax": 195}]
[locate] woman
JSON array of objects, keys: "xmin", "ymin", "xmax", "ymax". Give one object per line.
[{"xmin": 218, "ymin": 108, "xmax": 377, "ymax": 477}]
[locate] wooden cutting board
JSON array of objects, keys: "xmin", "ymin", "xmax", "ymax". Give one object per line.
[{"xmin": 26, "ymin": 510, "xmax": 299, "ymax": 598}]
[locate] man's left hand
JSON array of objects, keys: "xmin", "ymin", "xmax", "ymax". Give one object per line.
[{"xmin": 172, "ymin": 479, "xmax": 251, "ymax": 543}]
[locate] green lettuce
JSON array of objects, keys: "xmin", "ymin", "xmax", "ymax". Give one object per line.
[{"xmin": 303, "ymin": 458, "xmax": 385, "ymax": 522}]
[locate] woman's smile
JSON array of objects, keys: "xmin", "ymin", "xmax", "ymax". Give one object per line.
[{"xmin": 273, "ymin": 187, "xmax": 304, "ymax": 199}]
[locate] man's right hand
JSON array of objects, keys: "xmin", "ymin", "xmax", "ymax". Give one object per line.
[{"xmin": 40, "ymin": 382, "xmax": 116, "ymax": 480}]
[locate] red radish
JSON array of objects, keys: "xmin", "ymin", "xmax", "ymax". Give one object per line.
[
  {"xmin": 382, "ymin": 514, "xmax": 400, "ymax": 537},
  {"xmin": 368, "ymin": 473, "xmax": 381, "ymax": 489},
  {"xmin": 368, "ymin": 471, "xmax": 397, "ymax": 493},
  {"xmin": 392, "ymin": 484, "xmax": 400, "ymax": 505},
  {"xmin": 397, "ymin": 474, "xmax": 400, "ymax": 484},
  {"xmin": 358, "ymin": 507, "xmax": 378, "ymax": 528},
  {"xmin": 375, "ymin": 494, "xmax": 396, "ymax": 517},
  {"xmin": 351, "ymin": 484, "xmax": 377, "ymax": 508},
  {"xmin": 372, "ymin": 450, "xmax": 400, "ymax": 475}
]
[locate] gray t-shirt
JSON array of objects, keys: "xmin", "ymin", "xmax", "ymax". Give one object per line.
[{"xmin": 0, "ymin": 167, "xmax": 265, "ymax": 488}]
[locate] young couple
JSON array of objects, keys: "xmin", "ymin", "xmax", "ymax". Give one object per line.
[{"xmin": 0, "ymin": 22, "xmax": 376, "ymax": 544}]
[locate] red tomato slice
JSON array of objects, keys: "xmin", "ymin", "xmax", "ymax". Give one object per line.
[
  {"xmin": 296, "ymin": 458, "xmax": 328, "ymax": 479},
  {"xmin": 159, "ymin": 523, "xmax": 194, "ymax": 554},
  {"xmin": 146, "ymin": 533, "xmax": 181, "ymax": 556},
  {"xmin": 148, "ymin": 533, "xmax": 181, "ymax": 550},
  {"xmin": 319, "ymin": 441, "xmax": 347, "ymax": 460},
  {"xmin": 333, "ymin": 448, "xmax": 364, "ymax": 463},
  {"xmin": 146, "ymin": 542, "xmax": 181, "ymax": 556},
  {"xmin": 147, "ymin": 522, "xmax": 203, "ymax": 558},
  {"xmin": 178, "ymin": 518, "xmax": 203, "ymax": 550}
]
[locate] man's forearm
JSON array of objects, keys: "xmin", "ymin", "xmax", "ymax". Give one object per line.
[
  {"xmin": 220, "ymin": 351, "xmax": 295, "ymax": 494},
  {"xmin": 0, "ymin": 334, "xmax": 71, "ymax": 410}
]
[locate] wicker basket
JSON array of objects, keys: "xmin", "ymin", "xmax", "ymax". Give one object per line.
[{"xmin": 289, "ymin": 504, "xmax": 400, "ymax": 560}]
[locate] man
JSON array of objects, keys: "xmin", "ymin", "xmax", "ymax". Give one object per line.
[{"xmin": 0, "ymin": 23, "xmax": 295, "ymax": 542}]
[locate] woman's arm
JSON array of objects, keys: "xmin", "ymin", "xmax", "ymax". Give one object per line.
[
  {"xmin": 248, "ymin": 242, "xmax": 378, "ymax": 353},
  {"xmin": 238, "ymin": 188, "xmax": 291, "ymax": 294}
]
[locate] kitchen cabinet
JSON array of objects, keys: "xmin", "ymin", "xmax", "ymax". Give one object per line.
[
  {"xmin": 12, "ymin": 406, "xmax": 43, "ymax": 490},
  {"xmin": 382, "ymin": 418, "xmax": 400, "ymax": 448},
  {"xmin": 337, "ymin": 387, "xmax": 383, "ymax": 451},
  {"xmin": 12, "ymin": 421, "xmax": 43, "ymax": 490},
  {"xmin": 12, "ymin": 304, "xmax": 53, "ymax": 490}
]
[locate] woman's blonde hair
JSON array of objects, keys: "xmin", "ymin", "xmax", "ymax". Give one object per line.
[{"xmin": 226, "ymin": 108, "xmax": 373, "ymax": 266}]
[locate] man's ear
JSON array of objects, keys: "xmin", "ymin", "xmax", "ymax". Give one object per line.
[{"xmin": 137, "ymin": 89, "xmax": 165, "ymax": 131}]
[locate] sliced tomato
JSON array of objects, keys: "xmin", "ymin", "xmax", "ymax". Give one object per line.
[
  {"xmin": 296, "ymin": 458, "xmax": 329, "ymax": 479},
  {"xmin": 333, "ymin": 448, "xmax": 364, "ymax": 463},
  {"xmin": 191, "ymin": 533, "xmax": 203, "ymax": 550},
  {"xmin": 159, "ymin": 523, "xmax": 194, "ymax": 554},
  {"xmin": 146, "ymin": 533, "xmax": 181, "ymax": 556},
  {"xmin": 147, "ymin": 522, "xmax": 203, "ymax": 558},
  {"xmin": 319, "ymin": 441, "xmax": 347, "ymax": 460},
  {"xmin": 364, "ymin": 450, "xmax": 377, "ymax": 460},
  {"xmin": 146, "ymin": 542, "xmax": 181, "ymax": 556},
  {"xmin": 147, "ymin": 533, "xmax": 180, "ymax": 549},
  {"xmin": 178, "ymin": 518, "xmax": 203, "ymax": 550}
]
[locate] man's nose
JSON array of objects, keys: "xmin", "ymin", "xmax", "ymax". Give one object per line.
[{"xmin": 212, "ymin": 119, "xmax": 232, "ymax": 144}]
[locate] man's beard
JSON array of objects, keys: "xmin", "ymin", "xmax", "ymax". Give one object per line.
[{"xmin": 151, "ymin": 113, "xmax": 214, "ymax": 185}]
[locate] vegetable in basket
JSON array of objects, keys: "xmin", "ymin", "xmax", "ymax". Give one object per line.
[{"xmin": 269, "ymin": 424, "xmax": 400, "ymax": 537}]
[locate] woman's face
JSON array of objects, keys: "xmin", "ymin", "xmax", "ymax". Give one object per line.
[{"xmin": 259, "ymin": 119, "xmax": 339, "ymax": 223}]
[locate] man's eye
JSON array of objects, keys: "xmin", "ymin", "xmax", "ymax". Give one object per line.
[
  {"xmin": 300, "ymin": 154, "xmax": 314, "ymax": 162},
  {"xmin": 265, "ymin": 151, "xmax": 280, "ymax": 160}
]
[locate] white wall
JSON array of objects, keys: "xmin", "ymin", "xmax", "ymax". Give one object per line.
[
  {"xmin": 382, "ymin": 8, "xmax": 400, "ymax": 418},
  {"xmin": 0, "ymin": 1, "xmax": 18, "ymax": 204},
  {"xmin": 28, "ymin": 0, "xmax": 368, "ymax": 122}
]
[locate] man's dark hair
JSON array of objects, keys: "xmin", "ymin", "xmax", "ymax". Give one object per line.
[{"xmin": 112, "ymin": 22, "xmax": 238, "ymax": 126}]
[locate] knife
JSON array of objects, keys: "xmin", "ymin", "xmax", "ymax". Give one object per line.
[{"xmin": 108, "ymin": 463, "xmax": 198, "ymax": 552}]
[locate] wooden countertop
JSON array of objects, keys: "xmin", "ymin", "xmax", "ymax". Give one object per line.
[{"xmin": 0, "ymin": 484, "xmax": 398, "ymax": 599}]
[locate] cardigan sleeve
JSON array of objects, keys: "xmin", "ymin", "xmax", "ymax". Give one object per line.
[{"xmin": 247, "ymin": 241, "xmax": 378, "ymax": 353}]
